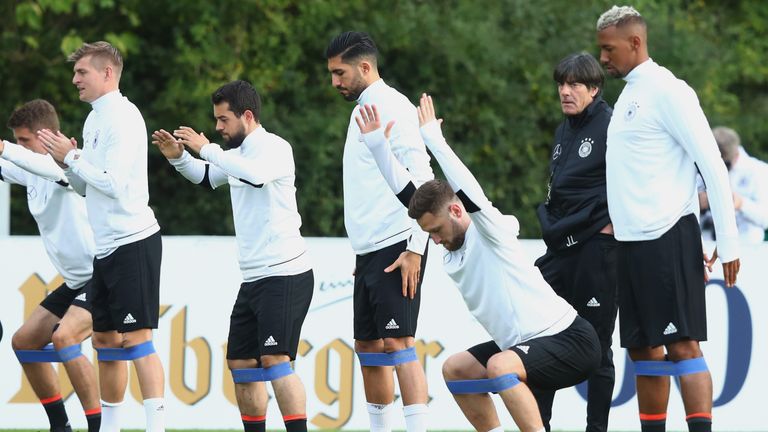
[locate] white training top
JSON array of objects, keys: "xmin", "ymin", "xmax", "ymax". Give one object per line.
[
  {"xmin": 607, "ymin": 59, "xmax": 739, "ymax": 262},
  {"xmin": 1, "ymin": 141, "xmax": 94, "ymax": 289},
  {"xmin": 343, "ymin": 79, "xmax": 434, "ymax": 255},
  {"xmin": 361, "ymin": 123, "xmax": 577, "ymax": 349},
  {"xmin": 701, "ymin": 146, "xmax": 768, "ymax": 244},
  {"xmin": 169, "ymin": 126, "xmax": 311, "ymax": 282},
  {"xmin": 64, "ymin": 91, "xmax": 159, "ymax": 258}
]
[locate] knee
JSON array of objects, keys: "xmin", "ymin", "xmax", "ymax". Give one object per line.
[
  {"xmin": 382, "ymin": 337, "xmax": 412, "ymax": 353},
  {"xmin": 228, "ymin": 358, "xmax": 258, "ymax": 371},
  {"xmin": 628, "ymin": 346, "xmax": 665, "ymax": 361},
  {"xmin": 442, "ymin": 355, "xmax": 469, "ymax": 380},
  {"xmin": 486, "ymin": 351, "xmax": 522, "ymax": 379},
  {"xmin": 92, "ymin": 331, "xmax": 121, "ymax": 349},
  {"xmin": 11, "ymin": 329, "xmax": 32, "ymax": 350},
  {"xmin": 121, "ymin": 329, "xmax": 153, "ymax": 348},
  {"xmin": 355, "ymin": 339, "xmax": 384, "ymax": 353},
  {"xmin": 51, "ymin": 326, "xmax": 78, "ymax": 349},
  {"xmin": 666, "ymin": 340, "xmax": 702, "ymax": 361},
  {"xmin": 259, "ymin": 354, "xmax": 290, "ymax": 368}
]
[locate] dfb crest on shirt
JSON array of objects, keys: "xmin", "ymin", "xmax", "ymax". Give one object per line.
[
  {"xmin": 85, "ymin": 130, "xmax": 99, "ymax": 149},
  {"xmin": 552, "ymin": 143, "xmax": 562, "ymax": 160},
  {"xmin": 624, "ymin": 101, "xmax": 640, "ymax": 121},
  {"xmin": 578, "ymin": 138, "xmax": 593, "ymax": 158}
]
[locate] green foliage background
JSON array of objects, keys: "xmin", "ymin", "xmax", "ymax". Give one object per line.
[{"xmin": 1, "ymin": 0, "xmax": 766, "ymax": 237}]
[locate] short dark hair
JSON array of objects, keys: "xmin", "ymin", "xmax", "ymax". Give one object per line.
[
  {"xmin": 7, "ymin": 99, "xmax": 60, "ymax": 132},
  {"xmin": 408, "ymin": 179, "xmax": 457, "ymax": 219},
  {"xmin": 325, "ymin": 31, "xmax": 379, "ymax": 66},
  {"xmin": 211, "ymin": 80, "xmax": 261, "ymax": 121},
  {"xmin": 553, "ymin": 52, "xmax": 604, "ymax": 91}
]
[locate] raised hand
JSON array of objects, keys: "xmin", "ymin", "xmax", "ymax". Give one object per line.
[
  {"xmin": 37, "ymin": 129, "xmax": 77, "ymax": 164},
  {"xmin": 152, "ymin": 129, "xmax": 184, "ymax": 159},
  {"xmin": 173, "ymin": 126, "xmax": 210, "ymax": 154},
  {"xmin": 417, "ymin": 93, "xmax": 443, "ymax": 128},
  {"xmin": 355, "ymin": 104, "xmax": 394, "ymax": 138}
]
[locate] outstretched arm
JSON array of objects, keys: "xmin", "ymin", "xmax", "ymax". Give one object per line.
[
  {"xmin": 174, "ymin": 126, "xmax": 292, "ymax": 187},
  {"xmin": 0, "ymin": 140, "xmax": 67, "ymax": 184},
  {"xmin": 152, "ymin": 129, "xmax": 228, "ymax": 189},
  {"xmin": 416, "ymin": 94, "xmax": 520, "ymax": 244},
  {"xmin": 356, "ymin": 105, "xmax": 418, "ymax": 206}
]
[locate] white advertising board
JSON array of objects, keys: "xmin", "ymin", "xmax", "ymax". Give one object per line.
[{"xmin": 0, "ymin": 236, "xmax": 764, "ymax": 430}]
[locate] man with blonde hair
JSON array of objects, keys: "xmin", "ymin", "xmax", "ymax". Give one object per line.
[
  {"xmin": 597, "ymin": 6, "xmax": 740, "ymax": 432},
  {"xmin": 39, "ymin": 41, "xmax": 166, "ymax": 431}
]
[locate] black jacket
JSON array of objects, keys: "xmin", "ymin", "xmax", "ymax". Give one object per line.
[{"xmin": 537, "ymin": 96, "xmax": 613, "ymax": 251}]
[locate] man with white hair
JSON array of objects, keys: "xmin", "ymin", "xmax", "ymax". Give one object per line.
[
  {"xmin": 596, "ymin": 6, "xmax": 740, "ymax": 432},
  {"xmin": 699, "ymin": 126, "xmax": 768, "ymax": 243}
]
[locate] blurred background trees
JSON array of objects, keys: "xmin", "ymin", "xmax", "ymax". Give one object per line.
[{"xmin": 1, "ymin": 0, "xmax": 765, "ymax": 237}]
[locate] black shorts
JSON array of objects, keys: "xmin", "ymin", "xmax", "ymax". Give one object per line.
[
  {"xmin": 227, "ymin": 270, "xmax": 314, "ymax": 361},
  {"xmin": 617, "ymin": 214, "xmax": 706, "ymax": 348},
  {"xmin": 536, "ymin": 233, "xmax": 618, "ymax": 349},
  {"xmin": 90, "ymin": 232, "xmax": 162, "ymax": 333},
  {"xmin": 468, "ymin": 316, "xmax": 601, "ymax": 391},
  {"xmin": 41, "ymin": 283, "xmax": 89, "ymax": 318},
  {"xmin": 353, "ymin": 240, "xmax": 427, "ymax": 341}
]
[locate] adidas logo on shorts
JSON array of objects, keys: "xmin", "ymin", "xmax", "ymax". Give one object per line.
[
  {"xmin": 385, "ymin": 319, "xmax": 400, "ymax": 330},
  {"xmin": 663, "ymin": 322, "xmax": 678, "ymax": 335},
  {"xmin": 123, "ymin": 313, "xmax": 137, "ymax": 324},
  {"xmin": 517, "ymin": 345, "xmax": 530, "ymax": 354},
  {"xmin": 264, "ymin": 335, "xmax": 278, "ymax": 347},
  {"xmin": 586, "ymin": 297, "xmax": 600, "ymax": 307},
  {"xmin": 75, "ymin": 293, "xmax": 87, "ymax": 302}
]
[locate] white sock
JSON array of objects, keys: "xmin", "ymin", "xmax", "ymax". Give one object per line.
[
  {"xmin": 143, "ymin": 397, "xmax": 166, "ymax": 432},
  {"xmin": 100, "ymin": 400, "xmax": 123, "ymax": 432},
  {"xmin": 403, "ymin": 403, "xmax": 429, "ymax": 432},
  {"xmin": 367, "ymin": 402, "xmax": 394, "ymax": 432},
  {"xmin": 488, "ymin": 427, "xmax": 505, "ymax": 432}
]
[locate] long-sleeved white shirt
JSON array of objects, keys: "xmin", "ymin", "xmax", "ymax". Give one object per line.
[
  {"xmin": 1, "ymin": 141, "xmax": 94, "ymax": 289},
  {"xmin": 606, "ymin": 59, "xmax": 739, "ymax": 261},
  {"xmin": 361, "ymin": 124, "xmax": 577, "ymax": 349},
  {"xmin": 168, "ymin": 126, "xmax": 310, "ymax": 282},
  {"xmin": 701, "ymin": 146, "xmax": 768, "ymax": 243},
  {"xmin": 343, "ymin": 79, "xmax": 434, "ymax": 255},
  {"xmin": 63, "ymin": 91, "xmax": 159, "ymax": 258}
]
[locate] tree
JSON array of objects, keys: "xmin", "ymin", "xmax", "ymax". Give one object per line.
[{"xmin": 1, "ymin": 0, "xmax": 765, "ymax": 237}]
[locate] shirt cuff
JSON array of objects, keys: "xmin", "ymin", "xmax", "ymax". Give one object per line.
[
  {"xmin": 716, "ymin": 235, "xmax": 740, "ymax": 263},
  {"xmin": 168, "ymin": 150, "xmax": 191, "ymax": 166},
  {"xmin": 198, "ymin": 143, "xmax": 222, "ymax": 161},
  {"xmin": 1, "ymin": 141, "xmax": 21, "ymax": 160},
  {"xmin": 419, "ymin": 120, "xmax": 444, "ymax": 143},
  {"xmin": 361, "ymin": 129, "xmax": 388, "ymax": 149},
  {"xmin": 63, "ymin": 149, "xmax": 81, "ymax": 167},
  {"xmin": 406, "ymin": 229, "xmax": 429, "ymax": 255}
]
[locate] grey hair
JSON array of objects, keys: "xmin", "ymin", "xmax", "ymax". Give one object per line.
[
  {"xmin": 596, "ymin": 5, "xmax": 644, "ymax": 31},
  {"xmin": 712, "ymin": 127, "xmax": 741, "ymax": 161}
]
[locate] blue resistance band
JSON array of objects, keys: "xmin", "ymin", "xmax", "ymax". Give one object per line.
[
  {"xmin": 15, "ymin": 343, "xmax": 83, "ymax": 363},
  {"xmin": 634, "ymin": 357, "xmax": 708, "ymax": 376},
  {"xmin": 56, "ymin": 344, "xmax": 84, "ymax": 362},
  {"xmin": 96, "ymin": 340, "xmax": 156, "ymax": 361},
  {"xmin": 232, "ymin": 362, "xmax": 294, "ymax": 383},
  {"xmin": 357, "ymin": 347, "xmax": 418, "ymax": 367},
  {"xmin": 15, "ymin": 344, "xmax": 62, "ymax": 363},
  {"xmin": 446, "ymin": 373, "xmax": 521, "ymax": 394}
]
